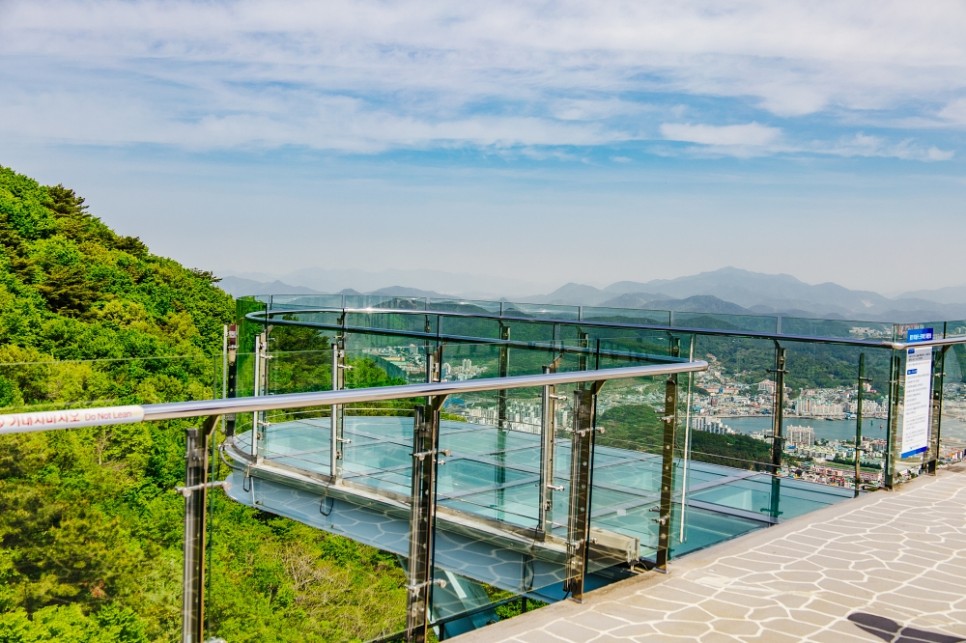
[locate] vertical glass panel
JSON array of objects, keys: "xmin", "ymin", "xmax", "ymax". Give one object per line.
[
  {"xmin": 673, "ymin": 311, "xmax": 779, "ymax": 333},
  {"xmin": 593, "ymin": 374, "xmax": 666, "ymax": 565},
  {"xmin": 501, "ymin": 301, "xmax": 582, "ymax": 321},
  {"xmin": 426, "ymin": 297, "xmax": 505, "ymax": 315},
  {"xmin": 780, "ymin": 316, "xmax": 894, "ymax": 341},
  {"xmin": 344, "ymin": 310, "xmax": 434, "ymax": 338},
  {"xmin": 439, "ymin": 315, "xmax": 504, "ymax": 342},
  {"xmin": 339, "ymin": 294, "xmax": 428, "ymax": 310},
  {"xmin": 267, "ymin": 293, "xmax": 346, "ymax": 309},
  {"xmin": 580, "ymin": 306, "xmax": 672, "ymax": 326},
  {"xmin": 780, "ymin": 341, "xmax": 891, "ymax": 490},
  {"xmin": 940, "ymin": 342, "xmax": 966, "ymax": 462}
]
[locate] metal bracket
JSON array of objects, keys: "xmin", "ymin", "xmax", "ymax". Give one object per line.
[{"xmin": 175, "ymin": 480, "xmax": 230, "ymax": 498}]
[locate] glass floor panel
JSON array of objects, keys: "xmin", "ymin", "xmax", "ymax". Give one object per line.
[{"xmin": 241, "ymin": 416, "xmax": 853, "ymax": 561}]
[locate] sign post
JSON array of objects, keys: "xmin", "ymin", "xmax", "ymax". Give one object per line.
[{"xmin": 900, "ymin": 328, "xmax": 934, "ymax": 460}]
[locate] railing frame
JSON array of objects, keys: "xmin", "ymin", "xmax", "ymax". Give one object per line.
[{"xmin": 0, "ymin": 360, "xmax": 708, "ymax": 643}]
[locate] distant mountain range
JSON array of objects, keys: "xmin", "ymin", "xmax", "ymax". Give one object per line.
[{"xmin": 219, "ymin": 266, "xmax": 966, "ymax": 323}]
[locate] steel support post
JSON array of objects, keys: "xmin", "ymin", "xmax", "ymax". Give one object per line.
[
  {"xmin": 854, "ymin": 353, "xmax": 870, "ymax": 496},
  {"xmin": 564, "ymin": 385, "xmax": 599, "ymax": 601},
  {"xmin": 927, "ymin": 346, "xmax": 948, "ymax": 475},
  {"xmin": 406, "ymin": 400, "xmax": 444, "ymax": 642},
  {"xmin": 426, "ymin": 345, "xmax": 442, "ymax": 384},
  {"xmin": 224, "ymin": 324, "xmax": 238, "ymax": 438},
  {"xmin": 885, "ymin": 351, "xmax": 902, "ymax": 489},
  {"xmin": 251, "ymin": 332, "xmax": 263, "ymax": 460},
  {"xmin": 181, "ymin": 415, "xmax": 218, "ymax": 643},
  {"xmin": 769, "ymin": 344, "xmax": 787, "ymax": 475},
  {"xmin": 767, "ymin": 345, "xmax": 787, "ymax": 521},
  {"xmin": 538, "ymin": 364, "xmax": 560, "ymax": 537},
  {"xmin": 498, "ymin": 324, "xmax": 510, "ymax": 429},
  {"xmin": 330, "ymin": 335, "xmax": 346, "ymax": 480},
  {"xmin": 655, "ymin": 375, "xmax": 678, "ymax": 571},
  {"xmin": 577, "ymin": 331, "xmax": 589, "ymax": 374}
]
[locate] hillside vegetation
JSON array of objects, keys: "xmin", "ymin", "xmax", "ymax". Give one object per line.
[{"xmin": 0, "ymin": 166, "xmax": 406, "ymax": 641}]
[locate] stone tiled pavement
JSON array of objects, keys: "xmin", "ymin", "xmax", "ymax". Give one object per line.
[{"xmin": 453, "ymin": 465, "xmax": 966, "ymax": 642}]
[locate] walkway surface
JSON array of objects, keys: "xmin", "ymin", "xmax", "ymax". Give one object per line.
[{"xmin": 453, "ymin": 464, "xmax": 966, "ymax": 642}]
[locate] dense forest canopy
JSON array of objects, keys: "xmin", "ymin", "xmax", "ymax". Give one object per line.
[{"xmin": 0, "ymin": 166, "xmax": 407, "ymax": 642}]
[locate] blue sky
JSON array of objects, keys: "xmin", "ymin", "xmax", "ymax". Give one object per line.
[{"xmin": 2, "ymin": 0, "xmax": 965, "ymax": 296}]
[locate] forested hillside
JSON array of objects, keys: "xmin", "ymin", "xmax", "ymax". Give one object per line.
[{"xmin": 0, "ymin": 166, "xmax": 406, "ymax": 641}]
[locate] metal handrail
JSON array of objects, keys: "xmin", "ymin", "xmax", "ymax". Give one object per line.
[
  {"xmin": 0, "ymin": 361, "xmax": 708, "ymax": 435},
  {"xmin": 247, "ymin": 305, "xmax": 963, "ymax": 350}
]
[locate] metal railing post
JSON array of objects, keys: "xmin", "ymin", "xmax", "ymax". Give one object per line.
[
  {"xmin": 577, "ymin": 331, "xmax": 589, "ymax": 374},
  {"xmin": 498, "ymin": 324, "xmax": 510, "ymax": 429},
  {"xmin": 769, "ymin": 343, "xmax": 787, "ymax": 476},
  {"xmin": 181, "ymin": 415, "xmax": 218, "ymax": 643},
  {"xmin": 928, "ymin": 346, "xmax": 948, "ymax": 475},
  {"xmin": 251, "ymin": 332, "xmax": 263, "ymax": 460},
  {"xmin": 854, "ymin": 353, "xmax": 870, "ymax": 496},
  {"xmin": 406, "ymin": 398, "xmax": 444, "ymax": 642},
  {"xmin": 885, "ymin": 351, "xmax": 902, "ymax": 489},
  {"xmin": 331, "ymin": 334, "xmax": 346, "ymax": 480},
  {"xmin": 224, "ymin": 324, "xmax": 238, "ymax": 437},
  {"xmin": 655, "ymin": 374, "xmax": 678, "ymax": 571},
  {"xmin": 538, "ymin": 363, "xmax": 561, "ymax": 537},
  {"xmin": 564, "ymin": 384, "xmax": 600, "ymax": 601},
  {"xmin": 767, "ymin": 344, "xmax": 787, "ymax": 521}
]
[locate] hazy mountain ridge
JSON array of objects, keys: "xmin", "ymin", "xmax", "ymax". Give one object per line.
[{"xmin": 222, "ymin": 266, "xmax": 966, "ymax": 323}]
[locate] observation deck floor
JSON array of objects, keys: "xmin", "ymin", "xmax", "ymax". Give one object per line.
[{"xmin": 452, "ymin": 463, "xmax": 966, "ymax": 642}]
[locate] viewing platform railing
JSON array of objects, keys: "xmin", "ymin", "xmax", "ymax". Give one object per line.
[{"xmin": 3, "ymin": 293, "xmax": 966, "ymax": 642}]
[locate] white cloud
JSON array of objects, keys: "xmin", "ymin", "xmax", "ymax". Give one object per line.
[
  {"xmin": 660, "ymin": 122, "xmax": 782, "ymax": 147},
  {"xmin": 2, "ymin": 1, "xmax": 966, "ymax": 156},
  {"xmin": 819, "ymin": 133, "xmax": 955, "ymax": 162},
  {"xmin": 938, "ymin": 99, "xmax": 966, "ymax": 125}
]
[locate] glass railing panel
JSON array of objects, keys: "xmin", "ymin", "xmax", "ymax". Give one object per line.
[
  {"xmin": 338, "ymin": 294, "xmax": 428, "ymax": 310},
  {"xmin": 343, "ymin": 310, "xmax": 435, "ymax": 337},
  {"xmin": 426, "ymin": 297, "xmax": 505, "ymax": 315},
  {"xmin": 498, "ymin": 317, "xmax": 558, "ymax": 345},
  {"xmin": 273, "ymin": 309, "xmax": 346, "ymax": 331},
  {"xmin": 780, "ymin": 316, "xmax": 894, "ymax": 341},
  {"xmin": 501, "ymin": 301, "xmax": 581, "ymax": 321},
  {"xmin": 672, "ymin": 311, "xmax": 779, "ymax": 333},
  {"xmin": 430, "ymin": 384, "xmax": 568, "ymax": 638},
  {"xmin": 580, "ymin": 306, "xmax": 672, "ymax": 326},
  {"xmin": 439, "ymin": 315, "xmax": 505, "ymax": 342},
  {"xmin": 942, "ymin": 321, "xmax": 966, "ymax": 338},
  {"xmin": 266, "ymin": 293, "xmax": 346, "ymax": 309},
  {"xmin": 591, "ymin": 374, "xmax": 666, "ymax": 565},
  {"xmin": 595, "ymin": 333, "xmax": 690, "ymax": 366},
  {"xmin": 345, "ymin": 335, "xmax": 428, "ymax": 385},
  {"xmin": 437, "ymin": 342, "xmax": 511, "ymax": 383},
  {"xmin": 940, "ymin": 344, "xmax": 966, "ymax": 463}
]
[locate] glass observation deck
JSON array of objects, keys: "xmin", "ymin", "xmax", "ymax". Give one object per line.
[
  {"xmin": 214, "ymin": 293, "xmax": 966, "ymax": 640},
  {"xmin": 228, "ymin": 416, "xmax": 851, "ymax": 566},
  {"xmin": 3, "ymin": 294, "xmax": 965, "ymax": 643}
]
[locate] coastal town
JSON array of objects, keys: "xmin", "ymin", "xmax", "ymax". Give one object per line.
[{"xmin": 363, "ymin": 343, "xmax": 966, "ymax": 489}]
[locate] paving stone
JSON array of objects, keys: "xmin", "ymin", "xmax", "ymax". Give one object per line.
[
  {"xmin": 606, "ymin": 623, "xmax": 660, "ymax": 639},
  {"xmin": 451, "ymin": 467, "xmax": 966, "ymax": 643},
  {"xmin": 708, "ymin": 618, "xmax": 763, "ymax": 636},
  {"xmin": 543, "ymin": 620, "xmax": 602, "ymax": 642}
]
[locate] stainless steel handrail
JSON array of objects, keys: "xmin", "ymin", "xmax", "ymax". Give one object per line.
[
  {"xmin": 0, "ymin": 360, "xmax": 708, "ymax": 435},
  {"xmin": 248, "ymin": 305, "xmax": 963, "ymax": 349}
]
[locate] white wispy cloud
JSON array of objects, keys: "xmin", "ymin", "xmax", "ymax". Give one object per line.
[
  {"xmin": 938, "ymin": 99, "xmax": 966, "ymax": 125},
  {"xmin": 660, "ymin": 122, "xmax": 782, "ymax": 147},
  {"xmin": 821, "ymin": 134, "xmax": 955, "ymax": 162},
  {"xmin": 1, "ymin": 0, "xmax": 965, "ymax": 159}
]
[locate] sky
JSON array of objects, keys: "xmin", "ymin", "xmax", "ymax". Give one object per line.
[{"xmin": 2, "ymin": 0, "xmax": 966, "ymax": 297}]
